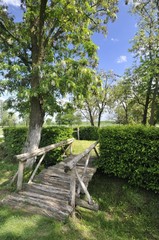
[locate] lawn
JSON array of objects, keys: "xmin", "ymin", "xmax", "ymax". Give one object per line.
[{"xmin": 0, "ymin": 140, "xmax": 159, "ymax": 240}]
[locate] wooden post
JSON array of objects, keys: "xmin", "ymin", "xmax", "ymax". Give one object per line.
[
  {"xmin": 69, "ymin": 168, "xmax": 76, "ymax": 209},
  {"xmin": 77, "ymin": 153, "xmax": 90, "ymax": 195},
  {"xmin": 17, "ymin": 161, "xmax": 24, "ymax": 191},
  {"xmin": 75, "ymin": 168, "xmax": 93, "ymax": 204},
  {"xmin": 77, "ymin": 127, "xmax": 80, "ymax": 140},
  {"xmin": 28, "ymin": 153, "xmax": 46, "ymax": 184}
]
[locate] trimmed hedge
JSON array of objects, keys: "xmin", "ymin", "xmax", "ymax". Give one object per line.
[
  {"xmin": 98, "ymin": 125, "xmax": 159, "ymax": 193},
  {"xmin": 3, "ymin": 126, "xmax": 73, "ymax": 166},
  {"xmin": 73, "ymin": 126, "xmax": 99, "ymax": 140},
  {"xmin": 3, "ymin": 127, "xmax": 27, "ymax": 159}
]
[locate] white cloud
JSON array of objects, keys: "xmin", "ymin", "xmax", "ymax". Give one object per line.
[
  {"xmin": 117, "ymin": 55, "xmax": 127, "ymax": 64},
  {"xmin": 111, "ymin": 38, "xmax": 119, "ymax": 42},
  {"xmin": 1, "ymin": 0, "xmax": 21, "ymax": 6}
]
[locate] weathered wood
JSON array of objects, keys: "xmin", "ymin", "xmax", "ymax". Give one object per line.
[
  {"xmin": 64, "ymin": 141, "xmax": 98, "ymax": 172},
  {"xmin": 17, "ymin": 161, "xmax": 24, "ymax": 191},
  {"xmin": 23, "ymin": 183, "xmax": 70, "ymax": 201},
  {"xmin": 93, "ymin": 146, "xmax": 99, "ymax": 158},
  {"xmin": 10, "ymin": 170, "xmax": 18, "ymax": 185},
  {"xmin": 76, "ymin": 198, "xmax": 99, "ymax": 211},
  {"xmin": 28, "ymin": 153, "xmax": 46, "ymax": 184},
  {"xmin": 15, "ymin": 138, "xmax": 74, "ymax": 162},
  {"xmin": 70, "ymin": 168, "xmax": 76, "ymax": 208},
  {"xmin": 4, "ymin": 194, "xmax": 69, "ymax": 220},
  {"xmin": 75, "ymin": 168, "xmax": 93, "ymax": 204},
  {"xmin": 77, "ymin": 153, "xmax": 90, "ymax": 195}
]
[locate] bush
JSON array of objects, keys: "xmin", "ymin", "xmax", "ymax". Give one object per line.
[
  {"xmin": 40, "ymin": 126, "xmax": 73, "ymax": 167},
  {"xmin": 98, "ymin": 125, "xmax": 159, "ymax": 193},
  {"xmin": 73, "ymin": 126, "xmax": 99, "ymax": 140},
  {"xmin": 3, "ymin": 126, "xmax": 73, "ymax": 166},
  {"xmin": 3, "ymin": 127, "xmax": 27, "ymax": 159}
]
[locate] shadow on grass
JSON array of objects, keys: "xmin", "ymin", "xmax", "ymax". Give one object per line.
[
  {"xmin": 0, "ymin": 170, "xmax": 159, "ymax": 240},
  {"xmin": 86, "ymin": 170, "xmax": 159, "ymax": 240}
]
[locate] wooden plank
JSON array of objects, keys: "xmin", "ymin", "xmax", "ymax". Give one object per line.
[
  {"xmin": 69, "ymin": 169, "xmax": 76, "ymax": 208},
  {"xmin": 15, "ymin": 138, "xmax": 74, "ymax": 162},
  {"xmin": 17, "ymin": 161, "xmax": 24, "ymax": 191},
  {"xmin": 64, "ymin": 141, "xmax": 98, "ymax": 172},
  {"xmin": 75, "ymin": 168, "xmax": 92, "ymax": 204},
  {"xmin": 76, "ymin": 198, "xmax": 99, "ymax": 211},
  {"xmin": 4, "ymin": 194, "xmax": 69, "ymax": 220}
]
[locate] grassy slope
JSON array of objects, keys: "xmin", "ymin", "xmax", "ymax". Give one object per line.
[{"xmin": 0, "ymin": 140, "xmax": 159, "ymax": 240}]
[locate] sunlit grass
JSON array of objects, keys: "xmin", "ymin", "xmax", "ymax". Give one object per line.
[{"xmin": 72, "ymin": 140, "xmax": 98, "ymax": 156}]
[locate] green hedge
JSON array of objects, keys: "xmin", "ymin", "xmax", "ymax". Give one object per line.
[
  {"xmin": 73, "ymin": 126, "xmax": 99, "ymax": 140},
  {"xmin": 3, "ymin": 126, "xmax": 73, "ymax": 166},
  {"xmin": 3, "ymin": 127, "xmax": 27, "ymax": 159},
  {"xmin": 98, "ymin": 126, "xmax": 159, "ymax": 193}
]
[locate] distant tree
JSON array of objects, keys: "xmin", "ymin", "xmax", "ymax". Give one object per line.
[
  {"xmin": 56, "ymin": 103, "xmax": 82, "ymax": 126},
  {"xmin": 129, "ymin": 0, "xmax": 159, "ymax": 125},
  {"xmin": 75, "ymin": 70, "xmax": 117, "ymax": 127}
]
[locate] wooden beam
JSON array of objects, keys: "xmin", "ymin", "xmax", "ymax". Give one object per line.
[
  {"xmin": 15, "ymin": 138, "xmax": 74, "ymax": 162},
  {"xmin": 64, "ymin": 141, "xmax": 98, "ymax": 172},
  {"xmin": 17, "ymin": 161, "xmax": 24, "ymax": 191},
  {"xmin": 76, "ymin": 198, "xmax": 99, "ymax": 211}
]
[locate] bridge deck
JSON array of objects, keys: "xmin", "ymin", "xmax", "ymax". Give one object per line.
[{"xmin": 1, "ymin": 155, "xmax": 97, "ymax": 221}]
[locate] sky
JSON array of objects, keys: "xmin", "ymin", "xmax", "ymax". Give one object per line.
[{"xmin": 1, "ymin": 0, "xmax": 138, "ymax": 77}]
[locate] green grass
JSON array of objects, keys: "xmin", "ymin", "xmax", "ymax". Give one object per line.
[
  {"xmin": 0, "ymin": 141, "xmax": 159, "ymax": 240},
  {"xmin": 72, "ymin": 140, "xmax": 97, "ymax": 155}
]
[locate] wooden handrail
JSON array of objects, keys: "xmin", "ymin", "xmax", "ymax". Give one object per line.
[
  {"xmin": 16, "ymin": 138, "xmax": 74, "ymax": 191},
  {"xmin": 64, "ymin": 141, "xmax": 99, "ymax": 209},
  {"xmin": 64, "ymin": 141, "xmax": 98, "ymax": 172},
  {"xmin": 15, "ymin": 138, "xmax": 74, "ymax": 162}
]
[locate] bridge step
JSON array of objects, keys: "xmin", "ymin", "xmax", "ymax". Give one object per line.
[{"xmin": 2, "ymin": 192, "xmax": 72, "ymax": 221}]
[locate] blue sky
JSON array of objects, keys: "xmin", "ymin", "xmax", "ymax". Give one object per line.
[{"xmin": 2, "ymin": 0, "xmax": 137, "ymax": 76}]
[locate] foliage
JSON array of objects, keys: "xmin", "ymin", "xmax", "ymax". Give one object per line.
[
  {"xmin": 3, "ymin": 126, "xmax": 73, "ymax": 166},
  {"xmin": 98, "ymin": 125, "xmax": 159, "ymax": 192},
  {"xmin": 73, "ymin": 126, "xmax": 99, "ymax": 140},
  {"xmin": 75, "ymin": 70, "xmax": 117, "ymax": 127},
  {"xmin": 40, "ymin": 126, "xmax": 73, "ymax": 167},
  {"xmin": 3, "ymin": 127, "xmax": 28, "ymax": 159},
  {"xmin": 55, "ymin": 103, "xmax": 82, "ymax": 126},
  {"xmin": 128, "ymin": 0, "xmax": 159, "ymax": 125}
]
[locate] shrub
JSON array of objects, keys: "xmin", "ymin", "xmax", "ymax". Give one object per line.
[
  {"xmin": 98, "ymin": 125, "xmax": 159, "ymax": 193},
  {"xmin": 73, "ymin": 126, "xmax": 99, "ymax": 140},
  {"xmin": 40, "ymin": 126, "xmax": 73, "ymax": 166},
  {"xmin": 3, "ymin": 126, "xmax": 73, "ymax": 166},
  {"xmin": 3, "ymin": 127, "xmax": 27, "ymax": 159}
]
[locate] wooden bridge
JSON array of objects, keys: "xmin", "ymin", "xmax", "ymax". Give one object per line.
[{"xmin": 1, "ymin": 139, "xmax": 99, "ymax": 221}]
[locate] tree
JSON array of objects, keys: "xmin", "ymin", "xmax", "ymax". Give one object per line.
[
  {"xmin": 129, "ymin": 0, "xmax": 159, "ymax": 125},
  {"xmin": 0, "ymin": 0, "xmax": 118, "ymax": 167},
  {"xmin": 75, "ymin": 70, "xmax": 117, "ymax": 127}
]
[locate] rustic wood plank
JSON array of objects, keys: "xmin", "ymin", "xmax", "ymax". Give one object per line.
[
  {"xmin": 17, "ymin": 161, "xmax": 24, "ymax": 191},
  {"xmin": 76, "ymin": 198, "xmax": 99, "ymax": 211},
  {"xmin": 70, "ymin": 169, "xmax": 76, "ymax": 208},
  {"xmin": 15, "ymin": 138, "xmax": 74, "ymax": 162},
  {"xmin": 64, "ymin": 141, "xmax": 98, "ymax": 172}
]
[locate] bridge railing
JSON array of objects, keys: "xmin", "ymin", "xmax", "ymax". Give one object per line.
[
  {"xmin": 64, "ymin": 141, "xmax": 99, "ymax": 210},
  {"xmin": 12, "ymin": 138, "xmax": 74, "ymax": 191}
]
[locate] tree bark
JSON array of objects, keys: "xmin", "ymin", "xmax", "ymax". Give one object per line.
[
  {"xmin": 24, "ymin": 96, "xmax": 45, "ymax": 168},
  {"xmin": 149, "ymin": 77, "xmax": 159, "ymax": 125},
  {"xmin": 142, "ymin": 78, "xmax": 153, "ymax": 125}
]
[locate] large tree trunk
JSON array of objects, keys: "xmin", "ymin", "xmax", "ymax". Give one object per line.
[
  {"xmin": 24, "ymin": 96, "xmax": 45, "ymax": 168},
  {"xmin": 23, "ymin": 0, "xmax": 47, "ymax": 168}
]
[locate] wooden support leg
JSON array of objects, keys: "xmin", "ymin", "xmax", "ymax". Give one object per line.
[{"xmin": 70, "ymin": 168, "xmax": 76, "ymax": 209}]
